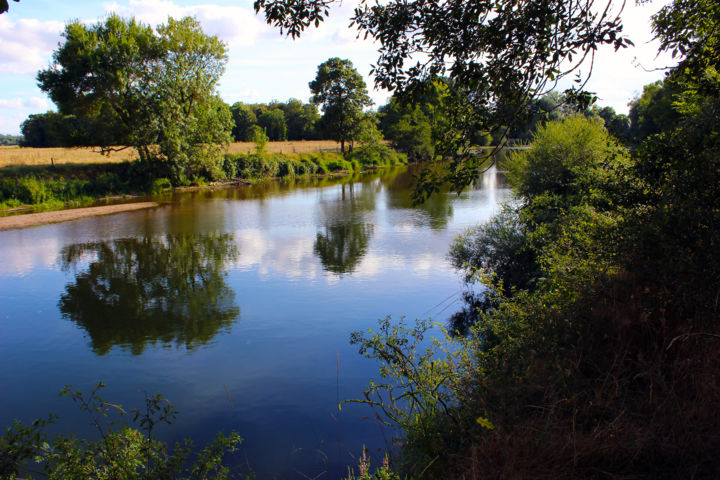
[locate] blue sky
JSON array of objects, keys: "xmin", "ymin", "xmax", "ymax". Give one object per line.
[{"xmin": 0, "ymin": 0, "xmax": 673, "ymax": 134}]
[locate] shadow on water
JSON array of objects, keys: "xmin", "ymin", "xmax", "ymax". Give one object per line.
[{"xmin": 58, "ymin": 233, "xmax": 240, "ymax": 355}]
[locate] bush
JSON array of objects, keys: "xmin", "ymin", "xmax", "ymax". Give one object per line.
[
  {"xmin": 1, "ymin": 383, "xmax": 242, "ymax": 480},
  {"xmin": 356, "ymin": 110, "xmax": 720, "ymax": 478},
  {"xmin": 91, "ymin": 173, "xmax": 123, "ymax": 195},
  {"xmin": 151, "ymin": 178, "xmax": 172, "ymax": 194},
  {"xmin": 346, "ymin": 143, "xmax": 406, "ymax": 167}
]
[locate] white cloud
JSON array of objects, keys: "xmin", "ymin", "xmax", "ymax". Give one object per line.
[
  {"xmin": 567, "ymin": 0, "xmax": 675, "ymax": 113},
  {"xmin": 0, "ymin": 97, "xmax": 50, "ymax": 133},
  {"xmin": 0, "ymin": 16, "xmax": 63, "ymax": 74},
  {"xmin": 0, "ymin": 97, "xmax": 49, "ymax": 111},
  {"xmin": 102, "ymin": 0, "xmax": 269, "ymax": 46}
]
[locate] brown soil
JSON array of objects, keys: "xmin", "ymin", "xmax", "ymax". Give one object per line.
[{"xmin": 0, "ymin": 202, "xmax": 160, "ymax": 231}]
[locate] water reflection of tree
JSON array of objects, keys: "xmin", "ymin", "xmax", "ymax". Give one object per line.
[
  {"xmin": 58, "ymin": 234, "xmax": 240, "ymax": 355},
  {"xmin": 313, "ymin": 181, "xmax": 375, "ymax": 274},
  {"xmin": 384, "ymin": 170, "xmax": 456, "ymax": 230},
  {"xmin": 314, "ymin": 222, "xmax": 374, "ymax": 274}
]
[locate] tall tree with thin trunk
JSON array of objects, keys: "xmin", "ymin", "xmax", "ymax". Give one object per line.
[{"xmin": 309, "ymin": 57, "xmax": 373, "ymax": 153}]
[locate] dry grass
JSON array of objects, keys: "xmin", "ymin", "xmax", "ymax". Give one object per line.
[
  {"xmin": 225, "ymin": 140, "xmax": 341, "ymax": 155},
  {"xmin": 0, "ymin": 141, "xmax": 342, "ymax": 168},
  {"xmin": 0, "ymin": 145, "xmax": 136, "ymax": 167}
]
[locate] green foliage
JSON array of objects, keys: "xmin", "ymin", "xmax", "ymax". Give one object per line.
[
  {"xmin": 628, "ymin": 80, "xmax": 679, "ymax": 143},
  {"xmin": 0, "ymin": 160, "xmax": 195, "ymax": 211},
  {"xmin": 355, "ymin": 90, "xmax": 720, "ymax": 475},
  {"xmin": 595, "ymin": 106, "xmax": 631, "ymax": 144},
  {"xmin": 256, "ymin": 0, "xmax": 632, "ymax": 185},
  {"xmin": 343, "ymin": 450, "xmax": 400, "ymax": 480},
  {"xmin": 251, "ymin": 126, "xmax": 269, "ymax": 155},
  {"xmin": 20, "ymin": 112, "xmax": 70, "ymax": 148},
  {"xmin": 506, "ymin": 115, "xmax": 629, "ymax": 206},
  {"xmin": 345, "ymin": 144, "xmax": 406, "ymax": 168},
  {"xmin": 449, "ymin": 206, "xmax": 536, "ymax": 291},
  {"xmin": 228, "ymin": 100, "xmax": 320, "ymax": 141},
  {"xmin": 229, "ymin": 103, "xmax": 258, "ymax": 141},
  {"xmin": 257, "ymin": 108, "xmax": 287, "ymax": 141},
  {"xmin": 310, "ymin": 58, "xmax": 373, "ymax": 153},
  {"xmin": 151, "ymin": 178, "xmax": 172, "ymax": 194},
  {"xmin": 37, "ymin": 15, "xmax": 232, "ymax": 184},
  {"xmin": 283, "ymin": 99, "xmax": 320, "ymax": 140},
  {"xmin": 1, "ymin": 383, "xmax": 242, "ymax": 479},
  {"xmin": 380, "ymin": 100, "xmax": 435, "ymax": 161},
  {"xmin": 222, "ymin": 147, "xmax": 402, "ymax": 182},
  {"xmin": 0, "ymin": 416, "xmax": 54, "ymax": 479},
  {"xmin": 0, "ymin": 134, "xmax": 21, "ymax": 146}
]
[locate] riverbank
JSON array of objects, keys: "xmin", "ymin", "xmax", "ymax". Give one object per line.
[
  {"xmin": 0, "ymin": 202, "xmax": 160, "ymax": 230},
  {"xmin": 0, "ymin": 145, "xmax": 406, "ymax": 215}
]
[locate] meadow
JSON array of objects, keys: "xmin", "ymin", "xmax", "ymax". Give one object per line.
[{"xmin": 0, "ymin": 141, "xmax": 342, "ymax": 168}]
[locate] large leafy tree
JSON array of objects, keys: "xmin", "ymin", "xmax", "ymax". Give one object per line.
[
  {"xmin": 256, "ymin": 0, "xmax": 632, "ymax": 191},
  {"xmin": 627, "ymin": 80, "xmax": 679, "ymax": 143},
  {"xmin": 309, "ymin": 57, "xmax": 373, "ymax": 153},
  {"xmin": 257, "ymin": 107, "xmax": 287, "ymax": 140},
  {"xmin": 37, "ymin": 15, "xmax": 232, "ymax": 183}
]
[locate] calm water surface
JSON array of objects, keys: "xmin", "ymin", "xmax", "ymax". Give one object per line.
[{"xmin": 0, "ymin": 165, "xmax": 510, "ymax": 478}]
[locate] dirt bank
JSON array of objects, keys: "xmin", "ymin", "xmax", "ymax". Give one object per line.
[{"xmin": 0, "ymin": 202, "xmax": 160, "ymax": 231}]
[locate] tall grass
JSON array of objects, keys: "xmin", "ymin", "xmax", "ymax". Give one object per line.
[
  {"xmin": 1, "ymin": 147, "xmax": 406, "ymax": 212},
  {"xmin": 222, "ymin": 148, "xmax": 405, "ymax": 181}
]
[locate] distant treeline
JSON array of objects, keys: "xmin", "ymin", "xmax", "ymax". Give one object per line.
[
  {"xmin": 0, "ymin": 134, "xmax": 21, "ymax": 146},
  {"xmin": 16, "ymin": 82, "xmax": 647, "ymax": 160},
  {"xmin": 229, "ymin": 100, "xmax": 321, "ymax": 142},
  {"xmin": 17, "ymin": 100, "xmax": 324, "ymax": 148}
]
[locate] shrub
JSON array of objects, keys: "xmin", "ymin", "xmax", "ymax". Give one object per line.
[
  {"xmin": 151, "ymin": 178, "xmax": 172, "ymax": 194},
  {"xmin": 0, "ymin": 383, "xmax": 243, "ymax": 480},
  {"xmin": 346, "ymin": 143, "xmax": 406, "ymax": 167}
]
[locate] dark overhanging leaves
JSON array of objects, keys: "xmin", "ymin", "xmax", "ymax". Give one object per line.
[
  {"xmin": 255, "ymin": 0, "xmax": 634, "ymax": 199},
  {"xmin": 0, "ymin": 0, "xmax": 19, "ymax": 14}
]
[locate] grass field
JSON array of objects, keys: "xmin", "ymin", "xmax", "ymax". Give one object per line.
[{"xmin": 0, "ymin": 141, "xmax": 342, "ymax": 168}]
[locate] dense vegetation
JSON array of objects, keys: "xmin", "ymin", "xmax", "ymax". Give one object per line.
[
  {"xmin": 0, "ymin": 146, "xmax": 405, "ymax": 211},
  {"xmin": 2, "ymin": 0, "xmax": 718, "ymax": 477},
  {"xmin": 37, "ymin": 15, "xmax": 233, "ymax": 185},
  {"xmin": 257, "ymin": 0, "xmax": 720, "ymax": 478},
  {"xmin": 0, "ymin": 134, "xmax": 21, "ymax": 146},
  {"xmin": 3, "ymin": 19, "xmax": 402, "ymax": 212}
]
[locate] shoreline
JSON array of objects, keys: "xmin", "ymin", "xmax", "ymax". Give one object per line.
[
  {"xmin": 0, "ymin": 202, "xmax": 161, "ymax": 231},
  {"xmin": 0, "ymin": 166, "xmax": 394, "ymax": 231}
]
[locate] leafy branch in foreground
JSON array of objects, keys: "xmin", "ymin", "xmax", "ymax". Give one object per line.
[
  {"xmin": 0, "ymin": 382, "xmax": 243, "ymax": 480},
  {"xmin": 255, "ymin": 0, "xmax": 634, "ymax": 195},
  {"xmin": 347, "ymin": 317, "xmax": 480, "ymax": 476}
]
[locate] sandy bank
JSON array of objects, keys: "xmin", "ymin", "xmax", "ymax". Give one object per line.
[{"xmin": 0, "ymin": 202, "xmax": 160, "ymax": 231}]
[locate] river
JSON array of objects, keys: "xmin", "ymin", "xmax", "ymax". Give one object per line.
[{"xmin": 0, "ymin": 165, "xmax": 510, "ymax": 479}]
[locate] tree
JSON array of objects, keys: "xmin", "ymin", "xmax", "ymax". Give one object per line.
[
  {"xmin": 230, "ymin": 102, "xmax": 258, "ymax": 141},
  {"xmin": 283, "ymin": 98, "xmax": 320, "ymax": 140},
  {"xmin": 628, "ymin": 80, "xmax": 679, "ymax": 143},
  {"xmin": 381, "ymin": 103, "xmax": 434, "ymax": 160},
  {"xmin": 0, "ymin": 134, "xmax": 21, "ymax": 146},
  {"xmin": 257, "ymin": 0, "xmax": 632, "ymax": 191},
  {"xmin": 595, "ymin": 106, "xmax": 631, "ymax": 143},
  {"xmin": 37, "ymin": 15, "xmax": 232, "ymax": 184},
  {"xmin": 20, "ymin": 112, "xmax": 64, "ymax": 148},
  {"xmin": 309, "ymin": 58, "xmax": 373, "ymax": 153},
  {"xmin": 257, "ymin": 108, "xmax": 287, "ymax": 141}
]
